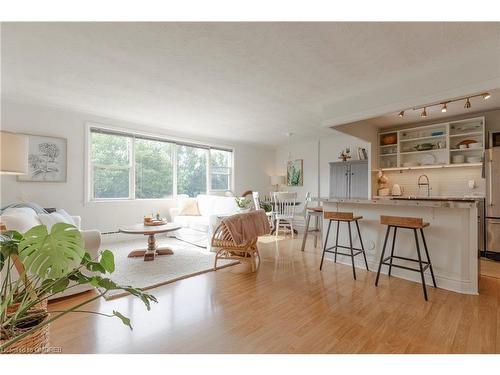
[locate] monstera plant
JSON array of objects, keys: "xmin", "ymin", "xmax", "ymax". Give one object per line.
[{"xmin": 0, "ymin": 223, "xmax": 157, "ymax": 353}]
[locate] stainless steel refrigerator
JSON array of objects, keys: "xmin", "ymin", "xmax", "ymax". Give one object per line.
[{"xmin": 486, "ymin": 147, "xmax": 500, "ymax": 253}]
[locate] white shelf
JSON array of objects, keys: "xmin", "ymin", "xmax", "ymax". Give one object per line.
[
  {"xmin": 450, "ymin": 148, "xmax": 484, "ymax": 152},
  {"xmin": 400, "ymin": 148, "xmax": 447, "ymax": 155},
  {"xmin": 377, "ymin": 115, "xmax": 485, "ymax": 170},
  {"xmin": 378, "ymin": 162, "xmax": 482, "ymax": 172},
  {"xmin": 399, "ymin": 134, "xmax": 446, "ymax": 143},
  {"xmin": 449, "ymin": 131, "xmax": 483, "ymax": 138}
]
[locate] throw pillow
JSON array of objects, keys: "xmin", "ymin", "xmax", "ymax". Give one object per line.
[
  {"xmin": 55, "ymin": 209, "xmax": 76, "ymax": 226},
  {"xmin": 38, "ymin": 212, "xmax": 74, "ymax": 231},
  {"xmin": 178, "ymin": 198, "xmax": 200, "ymax": 216}
]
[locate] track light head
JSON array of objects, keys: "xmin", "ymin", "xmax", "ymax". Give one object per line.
[
  {"xmin": 398, "ymin": 111, "xmax": 404, "ymax": 118},
  {"xmin": 464, "ymin": 98, "xmax": 471, "ymax": 109},
  {"xmin": 483, "ymin": 93, "xmax": 491, "ymax": 100},
  {"xmin": 421, "ymin": 108, "xmax": 427, "ymax": 118},
  {"xmin": 441, "ymin": 103, "xmax": 448, "ymax": 113}
]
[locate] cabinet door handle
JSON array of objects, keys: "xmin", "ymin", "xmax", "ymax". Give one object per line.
[{"xmin": 489, "ymin": 159, "xmax": 494, "ymax": 206}]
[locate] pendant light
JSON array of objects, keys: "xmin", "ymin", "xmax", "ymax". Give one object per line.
[
  {"xmin": 483, "ymin": 93, "xmax": 491, "ymax": 100},
  {"xmin": 398, "ymin": 111, "xmax": 405, "ymax": 118},
  {"xmin": 441, "ymin": 103, "xmax": 448, "ymax": 113},
  {"xmin": 421, "ymin": 107, "xmax": 427, "ymax": 118},
  {"xmin": 464, "ymin": 98, "xmax": 471, "ymax": 109}
]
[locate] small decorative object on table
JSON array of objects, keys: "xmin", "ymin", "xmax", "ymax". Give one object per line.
[
  {"xmin": 235, "ymin": 197, "xmax": 252, "ymax": 212},
  {"xmin": 143, "ymin": 214, "xmax": 167, "ymax": 226},
  {"xmin": 339, "ymin": 148, "xmax": 351, "ymax": 161}
]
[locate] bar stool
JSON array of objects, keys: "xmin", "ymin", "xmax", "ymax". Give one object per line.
[
  {"xmin": 320, "ymin": 212, "xmax": 369, "ymax": 280},
  {"xmin": 301, "ymin": 207, "xmax": 323, "ymax": 251},
  {"xmin": 375, "ymin": 215, "xmax": 437, "ymax": 301}
]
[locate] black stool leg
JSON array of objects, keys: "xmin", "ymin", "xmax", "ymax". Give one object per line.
[
  {"xmin": 388, "ymin": 227, "xmax": 398, "ymax": 277},
  {"xmin": 355, "ymin": 220, "xmax": 369, "ymax": 271},
  {"xmin": 348, "ymin": 221, "xmax": 356, "ymax": 280},
  {"xmin": 375, "ymin": 226, "xmax": 391, "ymax": 286},
  {"xmin": 420, "ymin": 228, "xmax": 437, "ymax": 288},
  {"xmin": 413, "ymin": 229, "xmax": 428, "ymax": 301},
  {"xmin": 319, "ymin": 220, "xmax": 332, "ymax": 271},
  {"xmin": 334, "ymin": 220, "xmax": 340, "ymax": 263}
]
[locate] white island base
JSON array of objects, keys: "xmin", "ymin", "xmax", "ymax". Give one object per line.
[{"xmin": 322, "ymin": 199, "xmax": 479, "ymax": 295}]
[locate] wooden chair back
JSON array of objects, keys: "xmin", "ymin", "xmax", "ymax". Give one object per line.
[{"xmin": 272, "ymin": 192, "xmax": 297, "ymax": 219}]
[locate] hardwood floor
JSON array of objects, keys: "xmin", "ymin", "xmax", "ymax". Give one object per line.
[{"xmin": 48, "ymin": 234, "xmax": 500, "ymax": 353}]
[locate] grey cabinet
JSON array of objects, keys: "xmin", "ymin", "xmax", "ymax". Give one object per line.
[{"xmin": 329, "ymin": 160, "xmax": 368, "ymax": 199}]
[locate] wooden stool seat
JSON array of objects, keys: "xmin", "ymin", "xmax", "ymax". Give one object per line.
[
  {"xmin": 307, "ymin": 207, "xmax": 323, "ymax": 213},
  {"xmin": 375, "ymin": 215, "xmax": 437, "ymax": 301},
  {"xmin": 320, "ymin": 212, "xmax": 369, "ymax": 280},
  {"xmin": 380, "ymin": 215, "xmax": 429, "ymax": 229},
  {"xmin": 324, "ymin": 211, "xmax": 363, "ymax": 222}
]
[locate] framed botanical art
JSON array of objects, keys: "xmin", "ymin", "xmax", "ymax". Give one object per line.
[
  {"xmin": 287, "ymin": 159, "xmax": 303, "ymax": 186},
  {"xmin": 17, "ymin": 135, "xmax": 67, "ymax": 182}
]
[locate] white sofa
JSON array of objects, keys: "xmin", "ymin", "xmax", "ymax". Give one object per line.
[
  {"xmin": 169, "ymin": 194, "xmax": 240, "ymax": 250},
  {"xmin": 0, "ymin": 207, "xmax": 101, "ymax": 298}
]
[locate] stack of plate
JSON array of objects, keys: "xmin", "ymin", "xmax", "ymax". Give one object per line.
[{"xmin": 466, "ymin": 156, "xmax": 482, "ymax": 163}]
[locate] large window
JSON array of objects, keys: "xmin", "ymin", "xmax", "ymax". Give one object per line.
[
  {"xmin": 176, "ymin": 145, "xmax": 207, "ymax": 197},
  {"xmin": 135, "ymin": 138, "xmax": 173, "ymax": 199},
  {"xmin": 88, "ymin": 126, "xmax": 233, "ymax": 200},
  {"xmin": 210, "ymin": 149, "xmax": 232, "ymax": 191},
  {"xmin": 91, "ymin": 131, "xmax": 132, "ymax": 199}
]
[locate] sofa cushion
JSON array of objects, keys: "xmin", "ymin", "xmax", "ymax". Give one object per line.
[
  {"xmin": 38, "ymin": 212, "xmax": 74, "ymax": 231},
  {"xmin": 0, "ymin": 207, "xmax": 42, "ymax": 233},
  {"xmin": 196, "ymin": 194, "xmax": 238, "ymax": 216},
  {"xmin": 196, "ymin": 194, "xmax": 214, "ymax": 216},
  {"xmin": 173, "ymin": 215, "xmax": 210, "ymax": 232},
  {"xmin": 56, "ymin": 209, "xmax": 77, "ymax": 226},
  {"xmin": 178, "ymin": 198, "xmax": 200, "ymax": 216}
]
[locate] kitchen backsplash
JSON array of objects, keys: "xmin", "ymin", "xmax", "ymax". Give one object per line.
[{"xmin": 381, "ymin": 167, "xmax": 485, "ymax": 197}]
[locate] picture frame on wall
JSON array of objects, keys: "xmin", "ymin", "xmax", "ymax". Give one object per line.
[
  {"xmin": 287, "ymin": 159, "xmax": 303, "ymax": 186},
  {"xmin": 17, "ymin": 134, "xmax": 67, "ymax": 182}
]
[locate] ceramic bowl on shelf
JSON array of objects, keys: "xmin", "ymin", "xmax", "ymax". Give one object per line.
[
  {"xmin": 402, "ymin": 161, "xmax": 420, "ymax": 167},
  {"xmin": 468, "ymin": 142, "xmax": 482, "ymax": 149},
  {"xmin": 466, "ymin": 156, "xmax": 482, "ymax": 163},
  {"xmin": 452, "ymin": 155, "xmax": 465, "ymax": 164},
  {"xmin": 381, "ymin": 134, "xmax": 397, "ymax": 145}
]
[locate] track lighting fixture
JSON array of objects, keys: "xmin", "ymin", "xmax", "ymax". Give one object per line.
[
  {"xmin": 464, "ymin": 98, "xmax": 471, "ymax": 109},
  {"xmin": 396, "ymin": 92, "xmax": 492, "ymax": 118}
]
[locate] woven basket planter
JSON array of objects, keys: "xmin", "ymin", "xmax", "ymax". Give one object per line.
[{"xmin": 1, "ymin": 311, "xmax": 50, "ymax": 354}]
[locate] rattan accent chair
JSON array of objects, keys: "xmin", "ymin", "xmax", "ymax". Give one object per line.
[{"xmin": 211, "ymin": 220, "xmax": 261, "ymax": 272}]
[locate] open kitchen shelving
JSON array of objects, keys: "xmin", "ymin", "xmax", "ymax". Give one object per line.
[{"xmin": 378, "ymin": 116, "xmax": 485, "ymax": 171}]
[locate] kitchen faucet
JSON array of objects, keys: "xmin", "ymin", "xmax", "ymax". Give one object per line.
[{"xmin": 417, "ymin": 174, "xmax": 431, "ymax": 197}]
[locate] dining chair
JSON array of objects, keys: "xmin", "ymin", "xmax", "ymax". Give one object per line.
[
  {"xmin": 253, "ymin": 191, "xmax": 275, "ymax": 228},
  {"xmin": 272, "ymin": 192, "xmax": 297, "ymax": 238}
]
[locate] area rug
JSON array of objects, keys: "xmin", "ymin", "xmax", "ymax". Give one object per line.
[{"xmin": 99, "ymin": 237, "xmax": 239, "ymax": 299}]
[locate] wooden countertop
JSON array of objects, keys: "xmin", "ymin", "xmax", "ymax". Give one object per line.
[{"xmin": 323, "ymin": 197, "xmax": 478, "ymax": 209}]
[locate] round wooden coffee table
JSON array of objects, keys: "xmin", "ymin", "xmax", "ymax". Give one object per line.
[{"xmin": 119, "ymin": 223, "xmax": 181, "ymax": 261}]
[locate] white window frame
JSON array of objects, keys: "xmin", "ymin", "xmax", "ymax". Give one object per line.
[
  {"xmin": 209, "ymin": 149, "xmax": 233, "ymax": 192},
  {"xmin": 85, "ymin": 123, "xmax": 235, "ymax": 203}
]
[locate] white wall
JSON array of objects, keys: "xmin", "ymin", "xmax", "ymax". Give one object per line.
[
  {"xmin": 381, "ymin": 167, "xmax": 484, "ymax": 197},
  {"xmin": 274, "ymin": 130, "xmax": 370, "ymax": 227},
  {"xmin": 0, "ymin": 99, "xmax": 276, "ymax": 232}
]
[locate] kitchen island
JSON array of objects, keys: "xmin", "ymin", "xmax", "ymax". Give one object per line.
[{"xmin": 322, "ymin": 197, "xmax": 479, "ymax": 294}]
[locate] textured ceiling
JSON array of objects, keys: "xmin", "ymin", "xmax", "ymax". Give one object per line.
[{"xmin": 2, "ymin": 22, "xmax": 500, "ymax": 146}]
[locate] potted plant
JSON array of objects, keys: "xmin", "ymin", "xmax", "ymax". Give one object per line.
[
  {"xmin": 235, "ymin": 197, "xmax": 252, "ymax": 212},
  {"xmin": 0, "ymin": 223, "xmax": 157, "ymax": 354}
]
